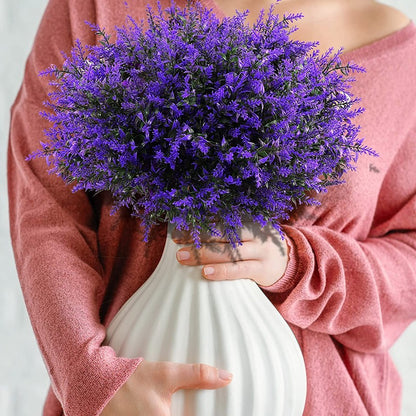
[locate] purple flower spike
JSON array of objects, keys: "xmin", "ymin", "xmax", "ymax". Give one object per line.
[{"xmin": 30, "ymin": 0, "xmax": 376, "ymax": 247}]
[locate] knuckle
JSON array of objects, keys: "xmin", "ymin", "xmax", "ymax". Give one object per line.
[
  {"xmin": 233, "ymin": 260, "xmax": 245, "ymax": 277},
  {"xmin": 222, "ymin": 261, "xmax": 242, "ymax": 280},
  {"xmin": 198, "ymin": 246, "xmax": 209, "ymax": 264},
  {"xmin": 193, "ymin": 363, "xmax": 214, "ymax": 383},
  {"xmin": 222, "ymin": 263, "xmax": 230, "ymax": 280}
]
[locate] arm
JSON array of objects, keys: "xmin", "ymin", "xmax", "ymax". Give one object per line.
[
  {"xmin": 8, "ymin": 1, "xmax": 141, "ymax": 414},
  {"xmin": 175, "ymin": 131, "xmax": 416, "ymax": 355},
  {"xmin": 9, "ymin": 3, "xmax": 232, "ymax": 415},
  {"xmin": 264, "ymin": 132, "xmax": 416, "ymax": 353}
]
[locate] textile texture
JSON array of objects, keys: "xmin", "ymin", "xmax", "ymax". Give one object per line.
[{"xmin": 8, "ymin": 0, "xmax": 416, "ymax": 415}]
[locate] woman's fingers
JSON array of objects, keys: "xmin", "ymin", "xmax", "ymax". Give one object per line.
[
  {"xmin": 171, "ymin": 223, "xmax": 270, "ymax": 244},
  {"xmin": 201, "ymin": 259, "xmax": 265, "ymax": 283},
  {"xmin": 199, "ymin": 257, "xmax": 286, "ymax": 287},
  {"xmin": 100, "ymin": 360, "xmax": 232, "ymax": 416},
  {"xmin": 162, "ymin": 362, "xmax": 233, "ymax": 393},
  {"xmin": 176, "ymin": 241, "xmax": 260, "ymax": 265},
  {"xmin": 140, "ymin": 361, "xmax": 233, "ymax": 394},
  {"xmin": 175, "ymin": 241, "xmax": 264, "ymax": 282},
  {"xmin": 174, "ymin": 223, "xmax": 288, "ymax": 286},
  {"xmin": 176, "ymin": 235, "xmax": 288, "ymax": 286}
]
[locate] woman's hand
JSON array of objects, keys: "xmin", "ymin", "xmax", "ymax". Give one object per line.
[
  {"xmin": 174, "ymin": 224, "xmax": 289, "ymax": 287},
  {"xmin": 100, "ymin": 360, "xmax": 232, "ymax": 416}
]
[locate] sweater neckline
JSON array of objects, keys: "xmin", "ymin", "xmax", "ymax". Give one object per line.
[
  {"xmin": 341, "ymin": 20, "xmax": 415, "ymax": 61},
  {"xmin": 198, "ymin": 0, "xmax": 415, "ymax": 61}
]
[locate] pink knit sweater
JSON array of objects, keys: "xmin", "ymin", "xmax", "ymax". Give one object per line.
[{"xmin": 8, "ymin": 0, "xmax": 416, "ymax": 415}]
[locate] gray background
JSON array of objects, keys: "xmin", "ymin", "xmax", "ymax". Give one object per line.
[{"xmin": 1, "ymin": 1, "xmax": 415, "ymax": 415}]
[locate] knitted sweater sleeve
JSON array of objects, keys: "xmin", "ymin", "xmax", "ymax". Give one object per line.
[
  {"xmin": 8, "ymin": 1, "xmax": 141, "ymax": 414},
  {"xmin": 263, "ymin": 129, "xmax": 416, "ymax": 354}
]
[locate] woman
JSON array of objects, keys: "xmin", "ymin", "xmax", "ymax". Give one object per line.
[{"xmin": 8, "ymin": 0, "xmax": 416, "ymax": 415}]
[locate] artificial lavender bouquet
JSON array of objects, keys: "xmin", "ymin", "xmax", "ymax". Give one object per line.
[{"xmin": 33, "ymin": 0, "xmax": 374, "ymax": 246}]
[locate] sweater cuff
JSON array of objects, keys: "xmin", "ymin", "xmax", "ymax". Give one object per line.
[
  {"xmin": 62, "ymin": 346, "xmax": 143, "ymax": 416},
  {"xmin": 260, "ymin": 226, "xmax": 300, "ymax": 293}
]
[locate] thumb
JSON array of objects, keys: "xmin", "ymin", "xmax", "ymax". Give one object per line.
[{"xmin": 167, "ymin": 362, "xmax": 233, "ymax": 393}]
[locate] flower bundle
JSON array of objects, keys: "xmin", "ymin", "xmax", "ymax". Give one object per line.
[{"xmin": 33, "ymin": 1, "xmax": 375, "ymax": 246}]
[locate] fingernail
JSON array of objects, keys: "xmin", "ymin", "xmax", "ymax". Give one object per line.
[
  {"xmin": 176, "ymin": 249, "xmax": 190, "ymax": 261},
  {"xmin": 219, "ymin": 369, "xmax": 233, "ymax": 381},
  {"xmin": 203, "ymin": 266, "xmax": 215, "ymax": 276}
]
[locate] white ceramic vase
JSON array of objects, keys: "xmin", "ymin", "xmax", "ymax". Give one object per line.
[{"xmin": 105, "ymin": 226, "xmax": 307, "ymax": 415}]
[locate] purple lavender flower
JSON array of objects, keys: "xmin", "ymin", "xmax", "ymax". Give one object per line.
[{"xmin": 30, "ymin": 0, "xmax": 376, "ymax": 247}]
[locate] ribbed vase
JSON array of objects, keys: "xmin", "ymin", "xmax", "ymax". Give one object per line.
[{"xmin": 104, "ymin": 227, "xmax": 307, "ymax": 415}]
